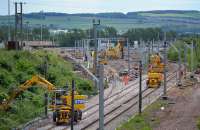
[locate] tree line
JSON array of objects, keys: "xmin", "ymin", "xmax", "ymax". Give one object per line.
[{"xmin": 0, "ymin": 25, "xmax": 177, "ymax": 47}]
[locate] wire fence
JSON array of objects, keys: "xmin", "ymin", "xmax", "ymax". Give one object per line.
[
  {"xmin": 13, "ymin": 111, "xmax": 50, "ymax": 130},
  {"xmin": 12, "ymin": 100, "xmax": 50, "ymax": 130}
]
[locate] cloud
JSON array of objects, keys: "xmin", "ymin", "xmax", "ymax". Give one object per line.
[{"xmin": 0, "ymin": 0, "xmax": 200, "ymax": 15}]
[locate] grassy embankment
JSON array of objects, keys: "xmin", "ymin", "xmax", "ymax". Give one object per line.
[
  {"xmin": 197, "ymin": 118, "xmax": 200, "ymax": 130},
  {"xmin": 117, "ymin": 100, "xmax": 168, "ymax": 130},
  {"xmin": 167, "ymin": 38, "xmax": 200, "ymax": 69},
  {"xmin": 0, "ymin": 49, "xmax": 94, "ymax": 130}
]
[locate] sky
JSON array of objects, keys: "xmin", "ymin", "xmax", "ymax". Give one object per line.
[{"xmin": 0, "ymin": 0, "xmax": 200, "ymax": 15}]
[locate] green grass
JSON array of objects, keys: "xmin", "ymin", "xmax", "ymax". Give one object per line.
[
  {"xmin": 0, "ymin": 49, "xmax": 94, "ymax": 130},
  {"xmin": 167, "ymin": 39, "xmax": 200, "ymax": 70},
  {"xmin": 117, "ymin": 100, "xmax": 168, "ymax": 130},
  {"xmin": 1, "ymin": 13, "xmax": 199, "ymax": 32},
  {"xmin": 117, "ymin": 115, "xmax": 152, "ymax": 130},
  {"xmin": 139, "ymin": 12, "xmax": 200, "ymax": 18},
  {"xmin": 197, "ymin": 117, "xmax": 200, "ymax": 130},
  {"xmin": 23, "ymin": 16, "xmax": 158, "ymax": 31}
]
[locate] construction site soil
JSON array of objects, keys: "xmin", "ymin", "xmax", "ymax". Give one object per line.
[{"xmin": 154, "ymin": 79, "xmax": 200, "ymax": 130}]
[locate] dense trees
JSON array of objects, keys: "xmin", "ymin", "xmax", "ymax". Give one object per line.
[
  {"xmin": 123, "ymin": 28, "xmax": 177, "ymax": 42},
  {"xmin": 167, "ymin": 36, "xmax": 200, "ymax": 69},
  {"xmin": 57, "ymin": 29, "xmax": 87, "ymax": 47},
  {"xmin": 0, "ymin": 25, "xmax": 177, "ymax": 46}
]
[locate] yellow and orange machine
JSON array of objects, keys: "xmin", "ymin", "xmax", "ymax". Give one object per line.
[
  {"xmin": 147, "ymin": 54, "xmax": 164, "ymax": 88},
  {"xmin": 98, "ymin": 42, "xmax": 124, "ymax": 65},
  {"xmin": 0, "ymin": 75, "xmax": 56, "ymax": 111},
  {"xmin": 51, "ymin": 90, "xmax": 87, "ymax": 124},
  {"xmin": 0, "ymin": 75, "xmax": 87, "ymax": 124}
]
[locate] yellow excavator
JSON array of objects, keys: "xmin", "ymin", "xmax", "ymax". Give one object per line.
[
  {"xmin": 94, "ymin": 42, "xmax": 124, "ymax": 66},
  {"xmin": 147, "ymin": 54, "xmax": 164, "ymax": 88},
  {"xmin": 51, "ymin": 90, "xmax": 87, "ymax": 124},
  {"xmin": 0, "ymin": 75, "xmax": 56, "ymax": 111},
  {"xmin": 0, "ymin": 75, "xmax": 87, "ymax": 124}
]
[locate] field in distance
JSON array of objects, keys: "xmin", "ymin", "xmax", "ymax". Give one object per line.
[{"xmin": 0, "ymin": 10, "xmax": 200, "ymax": 33}]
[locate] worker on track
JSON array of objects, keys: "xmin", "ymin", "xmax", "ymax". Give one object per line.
[{"xmin": 123, "ymin": 75, "xmax": 129, "ymax": 86}]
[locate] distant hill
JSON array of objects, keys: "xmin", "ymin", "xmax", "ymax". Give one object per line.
[
  {"xmin": 1, "ymin": 10, "xmax": 200, "ymax": 33},
  {"xmin": 24, "ymin": 12, "xmax": 128, "ymax": 19},
  {"xmin": 23, "ymin": 10, "xmax": 200, "ymax": 19},
  {"xmin": 137, "ymin": 10, "xmax": 199, "ymax": 14}
]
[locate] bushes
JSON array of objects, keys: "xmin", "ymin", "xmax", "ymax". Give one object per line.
[
  {"xmin": 168, "ymin": 49, "xmax": 178, "ymax": 61},
  {"xmin": 76, "ymin": 79, "xmax": 94, "ymax": 95},
  {"xmin": 197, "ymin": 118, "xmax": 200, "ymax": 130},
  {"xmin": 0, "ymin": 92, "xmax": 8, "ymax": 102},
  {"xmin": 0, "ymin": 50, "xmax": 94, "ymax": 129},
  {"xmin": 0, "ymin": 69, "xmax": 15, "ymax": 88},
  {"xmin": 167, "ymin": 40, "xmax": 199, "ymax": 70}
]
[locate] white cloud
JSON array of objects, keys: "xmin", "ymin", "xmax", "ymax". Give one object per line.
[{"xmin": 0, "ymin": 0, "xmax": 200, "ymax": 15}]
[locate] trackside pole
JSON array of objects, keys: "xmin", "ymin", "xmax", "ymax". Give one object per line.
[
  {"xmin": 139, "ymin": 60, "xmax": 142, "ymax": 114},
  {"xmin": 99, "ymin": 64, "xmax": 104, "ymax": 130},
  {"xmin": 163, "ymin": 41, "xmax": 168, "ymax": 100},
  {"xmin": 71, "ymin": 80, "xmax": 75, "ymax": 130}
]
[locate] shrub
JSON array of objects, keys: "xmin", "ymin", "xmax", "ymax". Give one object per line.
[
  {"xmin": 197, "ymin": 118, "xmax": 200, "ymax": 130},
  {"xmin": 0, "ymin": 50, "xmax": 94, "ymax": 129}
]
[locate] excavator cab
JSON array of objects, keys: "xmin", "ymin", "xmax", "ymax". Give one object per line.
[
  {"xmin": 51, "ymin": 89, "xmax": 87, "ymax": 125},
  {"xmin": 147, "ymin": 54, "xmax": 164, "ymax": 88},
  {"xmin": 0, "ymin": 75, "xmax": 87, "ymax": 125}
]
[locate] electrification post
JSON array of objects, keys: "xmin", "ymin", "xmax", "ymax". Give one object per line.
[
  {"xmin": 163, "ymin": 41, "xmax": 167, "ymax": 99},
  {"xmin": 15, "ymin": 2, "xmax": 17, "ymax": 41},
  {"xmin": 152, "ymin": 39, "xmax": 154, "ymax": 53},
  {"xmin": 168, "ymin": 42, "xmax": 182, "ymax": 86},
  {"xmin": 139, "ymin": 60, "xmax": 142, "ymax": 114},
  {"xmin": 185, "ymin": 42, "xmax": 194, "ymax": 78},
  {"xmin": 191, "ymin": 41, "xmax": 194, "ymax": 78},
  {"xmin": 8, "ymin": 0, "xmax": 11, "ymax": 41},
  {"xmin": 74, "ymin": 40, "xmax": 77, "ymax": 57},
  {"xmin": 14, "ymin": 2, "xmax": 25, "ymax": 49},
  {"xmin": 66, "ymin": 82, "xmax": 69, "ymax": 95},
  {"xmin": 44, "ymin": 93, "xmax": 48, "ymax": 117},
  {"xmin": 178, "ymin": 48, "xmax": 182, "ymax": 86},
  {"xmin": 99, "ymin": 64, "xmax": 104, "ymax": 130},
  {"xmin": 148, "ymin": 42, "xmax": 151, "ymax": 65},
  {"xmin": 26, "ymin": 21, "xmax": 29, "ymax": 41},
  {"xmin": 20, "ymin": 2, "xmax": 23, "ymax": 44},
  {"xmin": 71, "ymin": 80, "xmax": 75, "ymax": 130},
  {"xmin": 127, "ymin": 38, "xmax": 130, "ymax": 74},
  {"xmin": 40, "ymin": 24, "xmax": 43, "ymax": 43},
  {"xmin": 184, "ymin": 45, "xmax": 187, "ymax": 79},
  {"xmin": 44, "ymin": 55, "xmax": 48, "ymax": 117},
  {"xmin": 93, "ymin": 19, "xmax": 100, "ymax": 76},
  {"xmin": 157, "ymin": 33, "xmax": 160, "ymax": 52},
  {"xmin": 44, "ymin": 55, "xmax": 48, "ymax": 79}
]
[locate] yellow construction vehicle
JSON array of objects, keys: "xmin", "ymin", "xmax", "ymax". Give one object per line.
[
  {"xmin": 147, "ymin": 72, "xmax": 163, "ymax": 88},
  {"xmin": 147, "ymin": 53, "xmax": 164, "ymax": 88},
  {"xmin": 98, "ymin": 42, "xmax": 124, "ymax": 65},
  {"xmin": 0, "ymin": 75, "xmax": 56, "ymax": 111},
  {"xmin": 0, "ymin": 75, "xmax": 87, "ymax": 125},
  {"xmin": 51, "ymin": 90, "xmax": 87, "ymax": 124}
]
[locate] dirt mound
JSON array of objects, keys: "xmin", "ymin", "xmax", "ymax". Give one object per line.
[{"xmin": 154, "ymin": 82, "xmax": 200, "ymax": 130}]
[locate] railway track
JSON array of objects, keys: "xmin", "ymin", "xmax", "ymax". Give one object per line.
[
  {"xmin": 36, "ymin": 63, "xmax": 178, "ymax": 130},
  {"xmin": 37, "ymin": 78, "xmax": 147, "ymax": 130},
  {"xmin": 37, "ymin": 71, "xmax": 177, "ymax": 130},
  {"xmin": 76, "ymin": 71, "xmax": 177, "ymax": 130}
]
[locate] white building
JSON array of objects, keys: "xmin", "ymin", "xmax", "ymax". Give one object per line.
[{"xmin": 0, "ymin": 41, "xmax": 5, "ymax": 48}]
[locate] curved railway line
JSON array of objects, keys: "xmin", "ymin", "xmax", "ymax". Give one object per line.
[
  {"xmin": 36, "ymin": 66, "xmax": 178, "ymax": 130},
  {"xmin": 76, "ymin": 70, "xmax": 177, "ymax": 130}
]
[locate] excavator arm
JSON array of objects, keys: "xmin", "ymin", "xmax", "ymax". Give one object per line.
[
  {"xmin": 98, "ymin": 42, "xmax": 124, "ymax": 65},
  {"xmin": 0, "ymin": 75, "xmax": 56, "ymax": 111}
]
